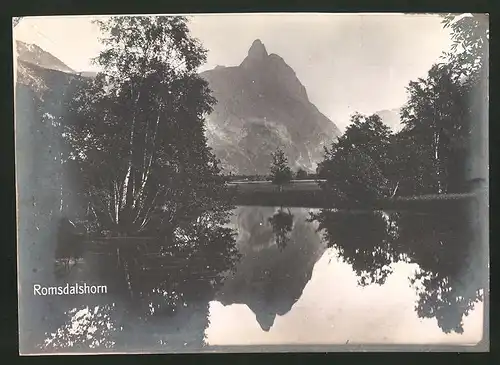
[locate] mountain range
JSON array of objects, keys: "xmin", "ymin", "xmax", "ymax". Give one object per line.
[
  {"xmin": 14, "ymin": 39, "xmax": 402, "ymax": 174},
  {"xmin": 14, "ymin": 39, "xmax": 343, "ymax": 175}
]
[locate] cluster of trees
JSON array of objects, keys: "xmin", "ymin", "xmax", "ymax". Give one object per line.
[
  {"xmin": 225, "ymin": 149, "xmax": 314, "ymax": 185},
  {"xmin": 49, "ymin": 16, "xmax": 241, "ymax": 332},
  {"xmin": 224, "ymin": 165, "xmax": 313, "ymax": 183},
  {"xmin": 65, "ymin": 16, "xmax": 233, "ymax": 238},
  {"xmin": 310, "ymin": 14, "xmax": 488, "ymax": 335},
  {"xmin": 317, "ymin": 14, "xmax": 488, "ymax": 205}
]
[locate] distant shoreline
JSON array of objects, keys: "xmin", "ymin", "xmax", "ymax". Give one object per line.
[{"xmin": 230, "ymin": 181, "xmax": 485, "ymax": 210}]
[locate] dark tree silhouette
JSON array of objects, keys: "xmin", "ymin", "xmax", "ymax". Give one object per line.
[
  {"xmin": 398, "ymin": 64, "xmax": 473, "ymax": 194},
  {"xmin": 317, "ymin": 15, "xmax": 488, "ymax": 201},
  {"xmin": 318, "ymin": 113, "xmax": 394, "ymax": 206},
  {"xmin": 268, "ymin": 208, "xmax": 294, "ymax": 251},
  {"xmin": 441, "ymin": 13, "xmax": 488, "ymax": 78}
]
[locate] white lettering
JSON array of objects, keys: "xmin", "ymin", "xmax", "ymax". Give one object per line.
[
  {"xmin": 33, "ymin": 284, "xmax": 41, "ymax": 295},
  {"xmin": 32, "ymin": 283, "xmax": 108, "ymax": 296}
]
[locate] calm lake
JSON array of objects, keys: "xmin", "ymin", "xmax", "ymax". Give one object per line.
[
  {"xmin": 205, "ymin": 206, "xmax": 484, "ymax": 346},
  {"xmin": 40, "ymin": 204, "xmax": 486, "ymax": 352}
]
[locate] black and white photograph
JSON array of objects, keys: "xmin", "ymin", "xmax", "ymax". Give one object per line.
[{"xmin": 14, "ymin": 13, "xmax": 489, "ymax": 354}]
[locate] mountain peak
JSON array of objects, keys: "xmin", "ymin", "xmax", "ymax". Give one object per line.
[
  {"xmin": 240, "ymin": 39, "xmax": 268, "ymax": 68},
  {"xmin": 200, "ymin": 38, "xmax": 341, "ymax": 175},
  {"xmin": 248, "ymin": 39, "xmax": 268, "ymax": 59}
]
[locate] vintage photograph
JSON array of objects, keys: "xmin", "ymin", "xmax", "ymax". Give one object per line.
[{"xmin": 14, "ymin": 13, "xmax": 489, "ymax": 354}]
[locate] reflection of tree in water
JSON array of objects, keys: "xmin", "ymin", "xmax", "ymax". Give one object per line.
[
  {"xmin": 311, "ymin": 204, "xmax": 484, "ymax": 334},
  {"xmin": 310, "ymin": 210, "xmax": 400, "ymax": 286},
  {"xmin": 396, "ymin": 206, "xmax": 483, "ymax": 334},
  {"xmin": 268, "ymin": 208, "xmax": 294, "ymax": 251},
  {"xmin": 44, "ymin": 211, "xmax": 240, "ymax": 352},
  {"xmin": 131, "ymin": 219, "xmax": 241, "ymax": 316}
]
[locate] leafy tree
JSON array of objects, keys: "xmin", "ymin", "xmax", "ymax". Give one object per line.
[
  {"xmin": 57, "ymin": 15, "xmax": 239, "ymax": 327},
  {"xmin": 269, "ymin": 147, "xmax": 293, "ymax": 191},
  {"xmin": 318, "ymin": 113, "xmax": 394, "ymax": 206},
  {"xmin": 398, "ymin": 64, "xmax": 473, "ymax": 194},
  {"xmin": 387, "ymin": 130, "xmax": 439, "ymax": 196},
  {"xmin": 383, "ymin": 14, "xmax": 488, "ymax": 197},
  {"xmin": 441, "ymin": 13, "xmax": 488, "ymax": 79},
  {"xmin": 442, "ymin": 13, "xmax": 488, "ymax": 190},
  {"xmin": 65, "ymin": 16, "xmax": 234, "ymax": 237}
]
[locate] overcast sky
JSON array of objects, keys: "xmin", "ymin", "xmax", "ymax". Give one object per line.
[{"xmin": 14, "ymin": 14, "xmax": 452, "ymax": 130}]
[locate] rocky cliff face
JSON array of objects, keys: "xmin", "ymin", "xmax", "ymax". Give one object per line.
[{"xmin": 201, "ymin": 40, "xmax": 341, "ymax": 175}]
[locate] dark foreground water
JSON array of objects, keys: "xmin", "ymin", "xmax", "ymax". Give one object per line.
[{"xmin": 35, "ymin": 204, "xmax": 487, "ymax": 352}]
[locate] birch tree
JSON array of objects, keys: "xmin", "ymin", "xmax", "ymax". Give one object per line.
[
  {"xmin": 399, "ymin": 64, "xmax": 473, "ymax": 194},
  {"xmin": 66, "ymin": 16, "xmax": 228, "ymax": 238}
]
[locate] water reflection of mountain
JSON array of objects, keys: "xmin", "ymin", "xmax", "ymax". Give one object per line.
[{"xmin": 216, "ymin": 207, "xmax": 325, "ymax": 331}]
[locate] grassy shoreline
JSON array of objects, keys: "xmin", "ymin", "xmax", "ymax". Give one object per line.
[{"xmin": 230, "ymin": 181, "xmax": 485, "ymax": 211}]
